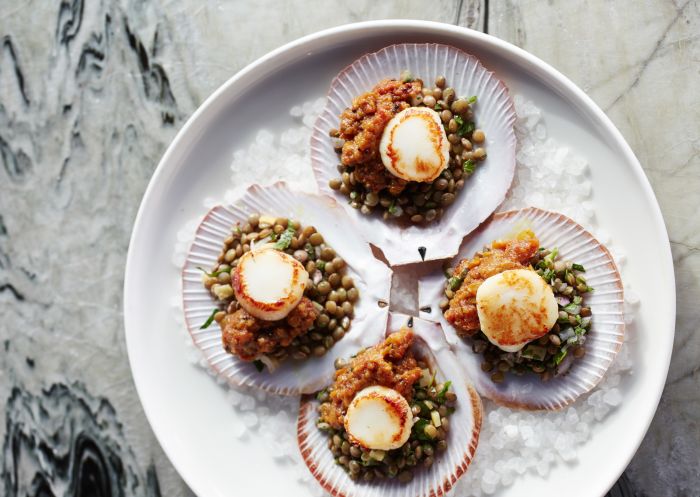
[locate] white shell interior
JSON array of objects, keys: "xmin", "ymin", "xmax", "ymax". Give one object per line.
[
  {"xmin": 182, "ymin": 182, "xmax": 392, "ymax": 395},
  {"xmin": 311, "ymin": 43, "xmax": 517, "ymax": 266},
  {"xmin": 418, "ymin": 207, "xmax": 625, "ymax": 410},
  {"xmin": 297, "ymin": 313, "xmax": 482, "ymax": 497}
]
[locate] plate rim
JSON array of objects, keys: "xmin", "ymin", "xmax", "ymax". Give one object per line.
[{"xmin": 123, "ymin": 19, "xmax": 676, "ymax": 497}]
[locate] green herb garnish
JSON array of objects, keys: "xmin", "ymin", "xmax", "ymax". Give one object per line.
[
  {"xmin": 305, "ymin": 243, "xmax": 315, "ymax": 261},
  {"xmin": 316, "ymin": 260, "xmax": 326, "ymax": 272},
  {"xmin": 553, "ymin": 346, "xmax": 568, "ymax": 365},
  {"xmin": 400, "ymin": 70, "xmax": 414, "ymax": 82},
  {"xmin": 200, "ymin": 308, "xmax": 219, "ymax": 329},
  {"xmin": 462, "ymin": 119, "xmax": 476, "ymax": 135},
  {"xmin": 521, "ymin": 344, "xmax": 547, "ymax": 361},
  {"xmin": 447, "ymin": 276, "xmax": 463, "ymax": 291},
  {"xmin": 543, "ymin": 247, "xmax": 559, "ymax": 266},
  {"xmin": 197, "ymin": 266, "xmax": 227, "ymax": 278},
  {"xmin": 253, "ymin": 360, "xmax": 265, "ymax": 372},
  {"xmin": 463, "ymin": 159, "xmax": 476, "ymax": 175},
  {"xmin": 563, "ymin": 303, "xmax": 581, "ymax": 314},
  {"xmin": 387, "ymin": 200, "xmax": 398, "ymax": 215},
  {"xmin": 415, "ymin": 401, "xmax": 431, "ymax": 417},
  {"xmin": 411, "ymin": 419, "xmax": 432, "ymax": 441},
  {"xmin": 454, "ymin": 115, "xmax": 475, "ymax": 136},
  {"xmin": 436, "ymin": 380, "xmax": 452, "ymax": 403},
  {"xmin": 468, "ymin": 95, "xmax": 478, "ymax": 104},
  {"xmin": 434, "ymin": 103, "xmax": 443, "ymax": 111},
  {"xmin": 454, "ymin": 115, "xmax": 464, "ymax": 132},
  {"xmin": 572, "ymin": 263, "xmax": 586, "ymax": 272},
  {"xmin": 273, "ymin": 221, "xmax": 296, "ymax": 250},
  {"xmin": 558, "ymin": 313, "xmax": 572, "ymax": 324}
]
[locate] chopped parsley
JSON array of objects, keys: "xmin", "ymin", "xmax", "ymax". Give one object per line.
[
  {"xmin": 541, "ymin": 268, "xmax": 555, "ymax": 283},
  {"xmin": 468, "ymin": 95, "xmax": 478, "ymax": 104},
  {"xmin": 553, "ymin": 346, "xmax": 569, "ymax": 366},
  {"xmin": 521, "ymin": 344, "xmax": 547, "ymax": 361},
  {"xmin": 305, "ymin": 242, "xmax": 316, "ymax": 261},
  {"xmin": 411, "ymin": 418, "xmax": 432, "ymax": 441},
  {"xmin": 436, "ymin": 380, "xmax": 452, "ymax": 402},
  {"xmin": 463, "ymin": 159, "xmax": 476, "ymax": 175},
  {"xmin": 447, "ymin": 276, "xmax": 463, "ymax": 291},
  {"xmin": 453, "ymin": 115, "xmax": 475, "ymax": 137},
  {"xmin": 572, "ymin": 263, "xmax": 586, "ymax": 272},
  {"xmin": 273, "ymin": 221, "xmax": 296, "ymax": 250},
  {"xmin": 563, "ymin": 303, "xmax": 581, "ymax": 314},
  {"xmin": 543, "ymin": 247, "xmax": 559, "ymax": 265}
]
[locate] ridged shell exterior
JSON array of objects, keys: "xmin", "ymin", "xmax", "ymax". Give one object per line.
[
  {"xmin": 311, "ymin": 43, "xmax": 516, "ymax": 266},
  {"xmin": 297, "ymin": 313, "xmax": 483, "ymax": 497},
  {"xmin": 418, "ymin": 208, "xmax": 625, "ymax": 410},
  {"xmin": 182, "ymin": 182, "xmax": 392, "ymax": 395}
]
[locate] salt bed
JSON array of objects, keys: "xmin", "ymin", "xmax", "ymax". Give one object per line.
[{"xmin": 171, "ymin": 96, "xmax": 639, "ymax": 496}]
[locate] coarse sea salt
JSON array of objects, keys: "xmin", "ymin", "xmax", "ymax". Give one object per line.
[{"xmin": 171, "ymin": 95, "xmax": 636, "ymax": 496}]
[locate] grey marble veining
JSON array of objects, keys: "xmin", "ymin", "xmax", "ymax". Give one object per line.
[{"xmin": 0, "ymin": 1, "xmax": 697, "ymax": 496}]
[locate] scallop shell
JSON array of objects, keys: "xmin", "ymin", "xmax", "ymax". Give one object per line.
[
  {"xmin": 311, "ymin": 43, "xmax": 516, "ymax": 266},
  {"xmin": 182, "ymin": 182, "xmax": 392, "ymax": 395},
  {"xmin": 297, "ymin": 313, "xmax": 483, "ymax": 497},
  {"xmin": 418, "ymin": 207, "xmax": 625, "ymax": 410}
]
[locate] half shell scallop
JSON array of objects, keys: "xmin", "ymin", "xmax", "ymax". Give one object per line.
[
  {"xmin": 182, "ymin": 182, "xmax": 392, "ymax": 395},
  {"xmin": 311, "ymin": 43, "xmax": 516, "ymax": 266},
  {"xmin": 418, "ymin": 208, "xmax": 625, "ymax": 410},
  {"xmin": 297, "ymin": 313, "xmax": 483, "ymax": 497}
]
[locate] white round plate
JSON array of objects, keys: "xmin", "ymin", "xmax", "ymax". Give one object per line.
[{"xmin": 124, "ymin": 20, "xmax": 675, "ymax": 497}]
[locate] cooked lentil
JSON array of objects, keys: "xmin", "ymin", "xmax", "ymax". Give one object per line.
[{"xmin": 329, "ymin": 73, "xmax": 487, "ymax": 225}]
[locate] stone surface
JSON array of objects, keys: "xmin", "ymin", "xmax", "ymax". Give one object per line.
[{"xmin": 0, "ymin": 1, "xmax": 697, "ymax": 496}]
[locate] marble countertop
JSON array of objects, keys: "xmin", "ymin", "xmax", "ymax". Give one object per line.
[{"xmin": 0, "ymin": 1, "xmax": 697, "ymax": 496}]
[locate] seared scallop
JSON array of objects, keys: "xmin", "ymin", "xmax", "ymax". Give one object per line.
[
  {"xmin": 232, "ymin": 246, "xmax": 309, "ymax": 321},
  {"xmin": 344, "ymin": 385, "xmax": 413, "ymax": 451},
  {"xmin": 379, "ymin": 107, "xmax": 450, "ymax": 183},
  {"xmin": 476, "ymin": 268, "xmax": 559, "ymax": 352}
]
